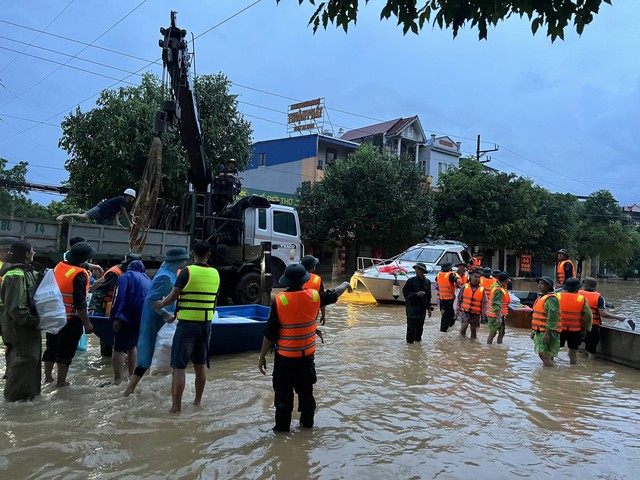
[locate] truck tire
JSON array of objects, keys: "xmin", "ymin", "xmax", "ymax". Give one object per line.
[
  {"xmin": 271, "ymin": 259, "xmax": 286, "ymax": 288},
  {"xmin": 234, "ymin": 272, "xmax": 262, "ymax": 305}
]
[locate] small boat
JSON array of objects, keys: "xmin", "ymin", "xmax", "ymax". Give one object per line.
[
  {"xmin": 595, "ymin": 323, "xmax": 640, "ymax": 370},
  {"xmin": 89, "ymin": 304, "xmax": 270, "ymax": 356},
  {"xmin": 350, "ymin": 240, "xmax": 469, "ymax": 303},
  {"xmin": 210, "ymin": 304, "xmax": 269, "ymax": 355}
]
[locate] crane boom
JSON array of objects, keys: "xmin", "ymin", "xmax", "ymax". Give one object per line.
[{"xmin": 156, "ymin": 11, "xmax": 211, "ymax": 192}]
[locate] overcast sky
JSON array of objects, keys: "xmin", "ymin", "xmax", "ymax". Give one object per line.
[{"xmin": 1, "ymin": 0, "xmax": 638, "ymax": 207}]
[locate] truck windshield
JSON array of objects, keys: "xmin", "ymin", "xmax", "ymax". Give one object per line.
[{"xmin": 399, "ymin": 248, "xmax": 443, "ymax": 264}]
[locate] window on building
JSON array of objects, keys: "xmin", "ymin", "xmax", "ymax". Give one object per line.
[
  {"xmin": 438, "ymin": 162, "xmax": 451, "ymax": 176},
  {"xmin": 273, "ymin": 211, "xmax": 297, "ymax": 236},
  {"xmin": 326, "ymin": 148, "xmax": 337, "ymax": 166},
  {"xmin": 258, "ymin": 209, "xmax": 267, "ymax": 230},
  {"xmin": 259, "ymin": 153, "xmax": 266, "ymax": 166},
  {"xmin": 317, "ymin": 158, "xmax": 324, "ymax": 170}
]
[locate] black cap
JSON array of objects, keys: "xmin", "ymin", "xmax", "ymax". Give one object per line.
[
  {"xmin": 66, "ymin": 242, "xmax": 97, "ymax": 265},
  {"xmin": 483, "ymin": 267, "xmax": 493, "ymax": 276},
  {"xmin": 497, "ymin": 272, "xmax": 510, "ymax": 282},
  {"xmin": 440, "ymin": 262, "xmax": 453, "ymax": 271},
  {"xmin": 300, "ymin": 255, "xmax": 319, "ymax": 270},
  {"xmin": 279, "ymin": 264, "xmax": 310, "ymax": 287},
  {"xmin": 563, "ymin": 277, "xmax": 582, "ymax": 291},
  {"xmin": 537, "ymin": 276, "xmax": 554, "ymax": 288},
  {"xmin": 557, "ymin": 248, "xmax": 570, "ymax": 256},
  {"xmin": 164, "ymin": 247, "xmax": 190, "ymax": 262}
]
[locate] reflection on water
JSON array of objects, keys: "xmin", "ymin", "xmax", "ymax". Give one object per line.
[{"xmin": 1, "ymin": 281, "xmax": 639, "ymax": 479}]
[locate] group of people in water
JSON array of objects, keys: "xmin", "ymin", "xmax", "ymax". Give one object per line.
[{"xmin": 402, "ymin": 248, "xmax": 627, "ymax": 368}]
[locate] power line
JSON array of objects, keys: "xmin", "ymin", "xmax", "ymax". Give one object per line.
[
  {"xmin": 0, "ymin": 113, "xmax": 59, "ymax": 127},
  {"xmin": 0, "ymin": 0, "xmax": 149, "ymax": 110},
  {"xmin": 0, "ymin": 18, "xmax": 161, "ymax": 67},
  {"xmin": 0, "ymin": 0, "xmax": 75, "ymax": 75},
  {"xmin": 194, "ymin": 0, "xmax": 263, "ymax": 40}
]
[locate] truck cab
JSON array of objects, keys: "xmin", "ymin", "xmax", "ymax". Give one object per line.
[{"xmin": 243, "ymin": 204, "xmax": 303, "ymax": 282}]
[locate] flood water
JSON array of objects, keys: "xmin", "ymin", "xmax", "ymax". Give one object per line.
[{"xmin": 1, "ymin": 279, "xmax": 639, "ymax": 479}]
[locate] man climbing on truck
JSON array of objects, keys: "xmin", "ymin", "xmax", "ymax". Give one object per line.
[{"xmin": 57, "ymin": 188, "xmax": 136, "ymax": 228}]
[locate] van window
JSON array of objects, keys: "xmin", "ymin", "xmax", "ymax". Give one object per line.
[
  {"xmin": 258, "ymin": 209, "xmax": 267, "ymax": 230},
  {"xmin": 273, "ymin": 211, "xmax": 297, "ymax": 236}
]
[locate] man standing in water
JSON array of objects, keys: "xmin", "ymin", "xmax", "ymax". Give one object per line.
[
  {"xmin": 531, "ymin": 276, "xmax": 561, "ymax": 367},
  {"xmin": 402, "ymin": 262, "xmax": 432, "ymax": 343},
  {"xmin": 258, "ymin": 264, "xmax": 351, "ymax": 432},
  {"xmin": 154, "ymin": 241, "xmax": 220, "ymax": 413},
  {"xmin": 487, "ymin": 272, "xmax": 510, "ymax": 345},
  {"xmin": 455, "ymin": 270, "xmax": 488, "ymax": 339},
  {"xmin": 579, "ymin": 277, "xmax": 625, "ymax": 358},
  {"xmin": 123, "ymin": 247, "xmax": 189, "ymax": 397},
  {"xmin": 556, "ymin": 248, "xmax": 575, "ymax": 287},
  {"xmin": 436, "ymin": 262, "xmax": 457, "ymax": 332},
  {"xmin": 557, "ymin": 277, "xmax": 592, "ymax": 365}
]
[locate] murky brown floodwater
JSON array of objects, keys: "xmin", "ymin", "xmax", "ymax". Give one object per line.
[{"xmin": 1, "ymin": 279, "xmax": 639, "ymax": 479}]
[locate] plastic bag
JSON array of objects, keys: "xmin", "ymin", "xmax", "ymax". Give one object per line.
[
  {"xmin": 150, "ymin": 322, "xmax": 177, "ymax": 375},
  {"xmin": 611, "ymin": 319, "xmax": 636, "ymax": 331},
  {"xmin": 34, "ymin": 269, "xmax": 67, "ymax": 334}
]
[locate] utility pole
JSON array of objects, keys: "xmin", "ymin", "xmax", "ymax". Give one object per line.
[{"xmin": 476, "ymin": 134, "xmax": 499, "ymax": 164}]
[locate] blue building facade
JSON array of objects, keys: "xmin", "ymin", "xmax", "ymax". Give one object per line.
[{"xmin": 242, "ymin": 134, "xmax": 359, "ymax": 195}]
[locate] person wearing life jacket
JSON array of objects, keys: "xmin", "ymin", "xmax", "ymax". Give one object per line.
[
  {"xmin": 531, "ymin": 276, "xmax": 561, "ymax": 367},
  {"xmin": 479, "ymin": 267, "xmax": 495, "ymax": 292},
  {"xmin": 123, "ymin": 247, "xmax": 189, "ymax": 398},
  {"xmin": 556, "ymin": 248, "xmax": 575, "ymax": 287},
  {"xmin": 0, "ymin": 241, "xmax": 42, "ymax": 401},
  {"xmin": 402, "ymin": 262, "xmax": 433, "ymax": 344},
  {"xmin": 557, "ymin": 277, "xmax": 592, "ymax": 365},
  {"xmin": 89, "ymin": 252, "xmax": 143, "ymax": 358},
  {"xmin": 153, "ymin": 241, "xmax": 220, "ymax": 413},
  {"xmin": 454, "ymin": 261, "xmax": 468, "ymax": 287},
  {"xmin": 301, "ymin": 255, "xmax": 327, "ymax": 326},
  {"xmin": 487, "ymin": 272, "xmax": 511, "ymax": 345},
  {"xmin": 579, "ymin": 277, "xmax": 626, "ymax": 358},
  {"xmin": 258, "ymin": 264, "xmax": 351, "ymax": 432},
  {"xmin": 471, "ymin": 252, "xmax": 484, "ymax": 269},
  {"xmin": 43, "ymin": 242, "xmax": 96, "ymax": 387},
  {"xmin": 455, "ymin": 270, "xmax": 488, "ymax": 339},
  {"xmin": 436, "ymin": 262, "xmax": 458, "ymax": 332}
]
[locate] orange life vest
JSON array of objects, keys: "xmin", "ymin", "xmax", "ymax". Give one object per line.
[
  {"xmin": 479, "ymin": 276, "xmax": 495, "ymax": 292},
  {"xmin": 436, "ymin": 272, "xmax": 455, "ymax": 300},
  {"xmin": 532, "ymin": 293, "xmax": 560, "ymax": 332},
  {"xmin": 455, "ymin": 272, "xmax": 468, "ymax": 286},
  {"xmin": 54, "ymin": 262, "xmax": 89, "ymax": 320},
  {"xmin": 460, "ymin": 284, "xmax": 485, "ymax": 315},
  {"xmin": 488, "ymin": 286, "xmax": 511, "ymax": 318},
  {"xmin": 102, "ymin": 265, "xmax": 124, "ymax": 316},
  {"xmin": 275, "ymin": 289, "xmax": 320, "ymax": 358},
  {"xmin": 557, "ymin": 259, "xmax": 574, "ymax": 285},
  {"xmin": 303, "ymin": 273, "xmax": 322, "ymax": 291},
  {"xmin": 557, "ymin": 292, "xmax": 586, "ymax": 332},
  {"xmin": 472, "ymin": 258, "xmax": 482, "ymax": 268},
  {"xmin": 579, "ymin": 289, "xmax": 601, "ymax": 326}
]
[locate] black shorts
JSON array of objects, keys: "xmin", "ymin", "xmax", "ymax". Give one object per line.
[
  {"xmin": 170, "ymin": 320, "xmax": 211, "ymax": 369},
  {"xmin": 42, "ymin": 317, "xmax": 84, "ymax": 365},
  {"xmin": 560, "ymin": 330, "xmax": 582, "ymax": 350},
  {"xmin": 113, "ymin": 321, "xmax": 141, "ymax": 353}
]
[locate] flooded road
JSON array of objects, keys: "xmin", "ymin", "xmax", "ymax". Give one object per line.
[{"xmin": 1, "ymin": 279, "xmax": 639, "ymax": 479}]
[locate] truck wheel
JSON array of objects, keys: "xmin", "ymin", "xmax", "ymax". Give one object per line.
[
  {"xmin": 234, "ymin": 272, "xmax": 262, "ymax": 304},
  {"xmin": 271, "ymin": 259, "xmax": 286, "ymax": 288}
]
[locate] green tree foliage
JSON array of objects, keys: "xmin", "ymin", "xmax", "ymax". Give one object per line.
[
  {"xmin": 575, "ymin": 190, "xmax": 635, "ymax": 264},
  {"xmin": 531, "ymin": 190, "xmax": 580, "ymax": 262},
  {"xmin": 434, "ymin": 158, "xmax": 545, "ymax": 250},
  {"xmin": 296, "ymin": 144, "xmax": 433, "ymax": 256},
  {"xmin": 0, "ymin": 159, "xmax": 49, "ymax": 218},
  {"xmin": 59, "ymin": 72, "xmax": 252, "ymax": 210},
  {"xmin": 283, "ymin": 0, "xmax": 611, "ymax": 40}
]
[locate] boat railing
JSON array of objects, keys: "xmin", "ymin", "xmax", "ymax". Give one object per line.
[{"xmin": 356, "ymin": 256, "xmax": 401, "ymax": 273}]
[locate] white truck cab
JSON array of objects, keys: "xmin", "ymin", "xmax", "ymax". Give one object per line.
[{"xmin": 243, "ymin": 204, "xmax": 303, "ymax": 281}]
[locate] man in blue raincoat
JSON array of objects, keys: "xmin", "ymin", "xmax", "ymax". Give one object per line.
[
  {"xmin": 123, "ymin": 248, "xmax": 189, "ymax": 396},
  {"xmin": 108, "ymin": 260, "xmax": 151, "ymax": 386}
]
